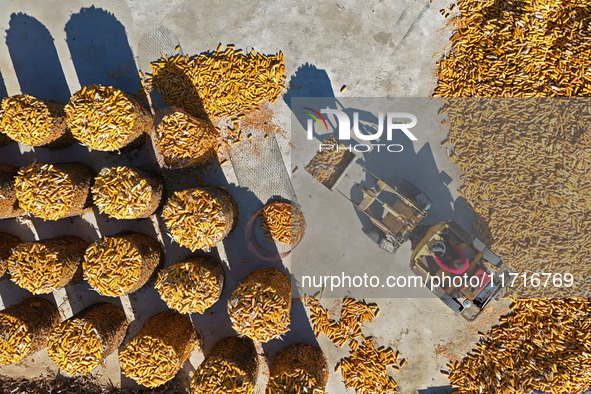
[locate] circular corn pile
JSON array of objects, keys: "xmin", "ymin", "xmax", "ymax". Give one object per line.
[
  {"xmin": 0, "ymin": 297, "xmax": 61, "ymax": 365},
  {"xmin": 336, "ymin": 336, "xmax": 403, "ymax": 394},
  {"xmin": 445, "ymin": 299, "xmax": 591, "ymax": 393},
  {"xmin": 190, "ymin": 336, "xmax": 257, "ymax": 394},
  {"xmin": 65, "ymin": 85, "xmax": 153, "ymax": 151},
  {"xmin": 261, "ymin": 201, "xmax": 306, "ymax": 246},
  {"xmin": 154, "ymin": 110, "xmax": 218, "ymax": 168},
  {"xmin": 7, "ymin": 236, "xmax": 88, "ymax": 294},
  {"xmin": 92, "ymin": 166, "xmax": 162, "ymax": 219},
  {"xmin": 148, "ymin": 46, "xmax": 286, "ymax": 118},
  {"xmin": 434, "ymin": 0, "xmax": 591, "ymax": 97},
  {"xmin": 14, "ymin": 162, "xmax": 94, "ymax": 220},
  {"xmin": 0, "ymin": 165, "xmax": 25, "ymax": 219},
  {"xmin": 0, "ymin": 94, "xmax": 70, "ymax": 147},
  {"xmin": 83, "ymin": 232, "xmax": 162, "ymax": 297},
  {"xmin": 228, "ymin": 268, "xmax": 291, "ymax": 343},
  {"xmin": 155, "ymin": 254, "xmax": 225, "ymax": 314},
  {"xmin": 0, "ymin": 232, "xmax": 20, "ymax": 277},
  {"xmin": 267, "ymin": 343, "xmax": 328, "ymax": 394},
  {"xmin": 162, "ymin": 187, "xmax": 238, "ymax": 252},
  {"xmin": 119, "ymin": 310, "xmax": 201, "ymax": 388},
  {"xmin": 47, "ymin": 303, "xmax": 128, "ymax": 376}
]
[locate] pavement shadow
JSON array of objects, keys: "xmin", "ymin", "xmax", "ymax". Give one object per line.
[
  {"xmin": 65, "ymin": 6, "xmax": 141, "ymax": 94},
  {"xmin": 418, "ymin": 386, "xmax": 452, "ymax": 394},
  {"xmin": 6, "ymin": 13, "xmax": 70, "ymax": 103},
  {"xmin": 0, "ymin": 71, "xmax": 7, "ymax": 99}
]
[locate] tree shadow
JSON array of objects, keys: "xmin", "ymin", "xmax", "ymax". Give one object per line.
[
  {"xmin": 5, "ymin": 13, "xmax": 70, "ymax": 103},
  {"xmin": 65, "ymin": 6, "xmax": 141, "ymax": 94}
]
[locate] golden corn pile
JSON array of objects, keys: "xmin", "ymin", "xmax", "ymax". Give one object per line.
[
  {"xmin": 146, "ymin": 45, "xmax": 286, "ymax": 118},
  {"xmin": 434, "ymin": 0, "xmax": 591, "ymax": 97},
  {"xmin": 305, "ymin": 136, "xmax": 353, "ymax": 187},
  {"xmin": 83, "ymin": 233, "xmax": 162, "ymax": 297},
  {"xmin": 14, "ymin": 163, "xmax": 94, "ymax": 221},
  {"xmin": 154, "ymin": 111, "xmax": 218, "ymax": 168},
  {"xmin": 0, "ymin": 94, "xmax": 69, "ymax": 147},
  {"xmin": 47, "ymin": 303, "xmax": 128, "ymax": 376},
  {"xmin": 445, "ymin": 298, "xmax": 591, "ymax": 393},
  {"xmin": 0, "ymin": 164, "xmax": 25, "ymax": 219},
  {"xmin": 228, "ymin": 268, "xmax": 291, "ymax": 343},
  {"xmin": 335, "ymin": 335, "xmax": 402, "ymax": 394},
  {"xmin": 7, "ymin": 236, "xmax": 88, "ymax": 294},
  {"xmin": 65, "ymin": 85, "xmax": 152, "ymax": 151},
  {"xmin": 162, "ymin": 187, "xmax": 237, "ymax": 252},
  {"xmin": 190, "ymin": 336, "xmax": 257, "ymax": 394},
  {"xmin": 0, "ymin": 232, "xmax": 20, "ymax": 277},
  {"xmin": 267, "ymin": 343, "xmax": 328, "ymax": 394},
  {"xmin": 305, "ymin": 296, "xmax": 379, "ymax": 348},
  {"xmin": 119, "ymin": 310, "xmax": 201, "ymax": 388},
  {"xmin": 92, "ymin": 166, "xmax": 162, "ymax": 219},
  {"xmin": 0, "ymin": 297, "xmax": 61, "ymax": 365},
  {"xmin": 261, "ymin": 201, "xmax": 306, "ymax": 246},
  {"xmin": 155, "ymin": 255, "xmax": 224, "ymax": 314}
]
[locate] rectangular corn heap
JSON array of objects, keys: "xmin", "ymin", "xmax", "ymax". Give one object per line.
[
  {"xmin": 146, "ymin": 45, "xmax": 286, "ymax": 119},
  {"xmin": 305, "ymin": 136, "xmax": 355, "ymax": 188}
]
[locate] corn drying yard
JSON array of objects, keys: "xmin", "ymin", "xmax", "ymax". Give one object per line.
[{"xmin": 0, "ymin": 0, "xmax": 589, "ymax": 393}]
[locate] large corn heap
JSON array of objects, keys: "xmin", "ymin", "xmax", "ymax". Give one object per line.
[
  {"xmin": 162, "ymin": 187, "xmax": 238, "ymax": 252},
  {"xmin": 0, "ymin": 164, "xmax": 25, "ymax": 219},
  {"xmin": 146, "ymin": 45, "xmax": 286, "ymax": 118},
  {"xmin": 435, "ymin": 0, "xmax": 591, "ymax": 392},
  {"xmin": 0, "ymin": 297, "xmax": 61, "ymax": 365},
  {"xmin": 261, "ymin": 200, "xmax": 306, "ymax": 247},
  {"xmin": 119, "ymin": 310, "xmax": 201, "ymax": 388},
  {"xmin": 445, "ymin": 299, "xmax": 591, "ymax": 393},
  {"xmin": 92, "ymin": 166, "xmax": 162, "ymax": 219},
  {"xmin": 190, "ymin": 336, "xmax": 257, "ymax": 394},
  {"xmin": 83, "ymin": 232, "xmax": 162, "ymax": 297},
  {"xmin": 154, "ymin": 110, "xmax": 218, "ymax": 168},
  {"xmin": 228, "ymin": 267, "xmax": 291, "ymax": 343},
  {"xmin": 65, "ymin": 85, "xmax": 153, "ymax": 151},
  {"xmin": 266, "ymin": 343, "xmax": 328, "ymax": 394},
  {"xmin": 0, "ymin": 94, "xmax": 71, "ymax": 147},
  {"xmin": 7, "ymin": 236, "xmax": 88, "ymax": 294},
  {"xmin": 14, "ymin": 163, "xmax": 94, "ymax": 220},
  {"xmin": 0, "ymin": 232, "xmax": 20, "ymax": 277},
  {"xmin": 155, "ymin": 254, "xmax": 225, "ymax": 314},
  {"xmin": 47, "ymin": 303, "xmax": 128, "ymax": 375}
]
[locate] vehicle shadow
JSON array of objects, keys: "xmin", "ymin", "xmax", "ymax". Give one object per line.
[
  {"xmin": 5, "ymin": 13, "xmax": 70, "ymax": 103},
  {"xmin": 65, "ymin": 6, "xmax": 141, "ymax": 94}
]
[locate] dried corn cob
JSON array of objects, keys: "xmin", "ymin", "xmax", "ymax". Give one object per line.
[
  {"xmin": 305, "ymin": 136, "xmax": 353, "ymax": 187},
  {"xmin": 190, "ymin": 336, "xmax": 257, "ymax": 394},
  {"xmin": 0, "ymin": 164, "xmax": 25, "ymax": 219},
  {"xmin": 305, "ymin": 296, "xmax": 379, "ymax": 347},
  {"xmin": 267, "ymin": 343, "xmax": 328, "ymax": 394},
  {"xmin": 154, "ymin": 110, "xmax": 218, "ymax": 168},
  {"xmin": 162, "ymin": 187, "xmax": 238, "ymax": 252},
  {"xmin": 335, "ymin": 336, "xmax": 402, "ymax": 394},
  {"xmin": 119, "ymin": 310, "xmax": 201, "ymax": 388},
  {"xmin": 146, "ymin": 46, "xmax": 285, "ymax": 118},
  {"xmin": 14, "ymin": 162, "xmax": 94, "ymax": 221},
  {"xmin": 65, "ymin": 85, "xmax": 153, "ymax": 151},
  {"xmin": 155, "ymin": 254, "xmax": 224, "ymax": 314},
  {"xmin": 0, "ymin": 232, "xmax": 20, "ymax": 277},
  {"xmin": 261, "ymin": 201, "xmax": 306, "ymax": 246},
  {"xmin": 47, "ymin": 303, "xmax": 128, "ymax": 375},
  {"xmin": 7, "ymin": 236, "xmax": 88, "ymax": 294},
  {"xmin": 0, "ymin": 94, "xmax": 71, "ymax": 147},
  {"xmin": 228, "ymin": 268, "xmax": 291, "ymax": 343},
  {"xmin": 0, "ymin": 297, "xmax": 61, "ymax": 365},
  {"xmin": 92, "ymin": 166, "xmax": 162, "ymax": 219},
  {"xmin": 83, "ymin": 232, "xmax": 162, "ymax": 297}
]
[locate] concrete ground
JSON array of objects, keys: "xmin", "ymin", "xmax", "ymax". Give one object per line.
[{"xmin": 0, "ymin": 1, "xmax": 513, "ymax": 393}]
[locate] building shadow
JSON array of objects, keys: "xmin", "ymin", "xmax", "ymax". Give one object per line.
[
  {"xmin": 65, "ymin": 6, "xmax": 141, "ymax": 94},
  {"xmin": 6, "ymin": 13, "xmax": 70, "ymax": 103}
]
